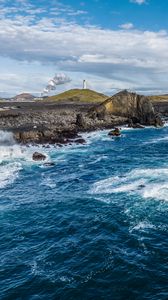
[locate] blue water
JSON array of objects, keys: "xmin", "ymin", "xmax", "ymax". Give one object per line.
[{"xmin": 0, "ymin": 126, "xmax": 168, "ymax": 300}]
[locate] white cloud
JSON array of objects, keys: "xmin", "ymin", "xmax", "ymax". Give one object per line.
[
  {"xmin": 130, "ymin": 0, "xmax": 146, "ymax": 5},
  {"xmin": 119, "ymin": 23, "xmax": 134, "ymax": 29},
  {"xmin": 0, "ymin": 0, "xmax": 168, "ymax": 96}
]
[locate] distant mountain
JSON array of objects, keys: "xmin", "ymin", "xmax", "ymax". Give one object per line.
[
  {"xmin": 46, "ymin": 89, "xmax": 108, "ymax": 103},
  {"xmin": 13, "ymin": 93, "xmax": 35, "ymax": 101}
]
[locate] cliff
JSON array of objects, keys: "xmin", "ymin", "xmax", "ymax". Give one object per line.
[{"xmin": 89, "ymin": 90, "xmax": 163, "ymax": 126}]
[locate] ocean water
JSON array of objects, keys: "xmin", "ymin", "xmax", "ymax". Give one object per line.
[{"xmin": 0, "ymin": 126, "xmax": 168, "ymax": 300}]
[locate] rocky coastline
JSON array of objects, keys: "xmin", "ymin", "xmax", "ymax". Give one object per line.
[{"xmin": 0, "ymin": 90, "xmax": 165, "ymax": 146}]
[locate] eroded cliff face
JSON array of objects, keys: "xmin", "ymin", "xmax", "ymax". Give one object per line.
[{"xmin": 89, "ymin": 90, "xmax": 163, "ymax": 126}]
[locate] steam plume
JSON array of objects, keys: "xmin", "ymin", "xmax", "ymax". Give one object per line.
[{"xmin": 42, "ymin": 73, "xmax": 71, "ymax": 95}]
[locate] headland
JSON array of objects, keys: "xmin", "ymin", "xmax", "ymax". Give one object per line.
[{"xmin": 0, "ymin": 89, "xmax": 166, "ymax": 145}]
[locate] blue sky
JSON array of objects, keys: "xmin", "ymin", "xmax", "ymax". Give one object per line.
[{"xmin": 0, "ymin": 0, "xmax": 168, "ymax": 96}]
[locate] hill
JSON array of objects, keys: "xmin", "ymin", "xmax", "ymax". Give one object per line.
[
  {"xmin": 46, "ymin": 89, "xmax": 108, "ymax": 103},
  {"xmin": 13, "ymin": 93, "xmax": 35, "ymax": 101}
]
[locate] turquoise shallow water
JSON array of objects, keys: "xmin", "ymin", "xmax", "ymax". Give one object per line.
[{"xmin": 0, "ymin": 126, "xmax": 168, "ymax": 300}]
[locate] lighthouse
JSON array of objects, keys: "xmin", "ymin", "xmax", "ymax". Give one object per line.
[{"xmin": 83, "ymin": 80, "xmax": 87, "ymax": 89}]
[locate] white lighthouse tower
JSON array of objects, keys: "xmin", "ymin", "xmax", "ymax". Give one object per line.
[{"xmin": 83, "ymin": 80, "xmax": 87, "ymax": 89}]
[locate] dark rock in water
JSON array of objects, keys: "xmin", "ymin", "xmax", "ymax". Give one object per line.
[
  {"xmin": 155, "ymin": 114, "xmax": 164, "ymax": 127},
  {"xmin": 32, "ymin": 152, "xmax": 46, "ymax": 161},
  {"xmin": 138, "ymin": 184, "xmax": 146, "ymax": 190},
  {"xmin": 128, "ymin": 119, "xmax": 145, "ymax": 128},
  {"xmin": 43, "ymin": 162, "xmax": 55, "ymax": 167},
  {"xmin": 75, "ymin": 138, "xmax": 86, "ymax": 144},
  {"xmin": 134, "ymin": 123, "xmax": 145, "ymax": 129},
  {"xmin": 108, "ymin": 128, "xmax": 121, "ymax": 137},
  {"xmin": 76, "ymin": 114, "xmax": 85, "ymax": 128}
]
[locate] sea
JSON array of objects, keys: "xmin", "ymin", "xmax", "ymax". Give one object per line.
[{"xmin": 0, "ymin": 125, "xmax": 168, "ymax": 300}]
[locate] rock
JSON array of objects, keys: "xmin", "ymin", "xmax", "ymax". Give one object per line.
[
  {"xmin": 75, "ymin": 138, "xmax": 86, "ymax": 144},
  {"xmin": 108, "ymin": 128, "xmax": 121, "ymax": 137},
  {"xmin": 128, "ymin": 119, "xmax": 145, "ymax": 128},
  {"xmin": 134, "ymin": 123, "xmax": 145, "ymax": 129},
  {"xmin": 43, "ymin": 162, "xmax": 55, "ymax": 167},
  {"xmin": 155, "ymin": 114, "xmax": 164, "ymax": 127},
  {"xmin": 97, "ymin": 109, "xmax": 106, "ymax": 120},
  {"xmin": 90, "ymin": 90, "xmax": 163, "ymax": 127},
  {"xmin": 32, "ymin": 152, "xmax": 46, "ymax": 161},
  {"xmin": 14, "ymin": 130, "xmax": 43, "ymax": 144},
  {"xmin": 76, "ymin": 113, "xmax": 85, "ymax": 128}
]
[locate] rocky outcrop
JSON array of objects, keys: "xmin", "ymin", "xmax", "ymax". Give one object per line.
[
  {"xmin": 89, "ymin": 90, "xmax": 163, "ymax": 127},
  {"xmin": 153, "ymin": 101, "xmax": 168, "ymax": 117},
  {"xmin": 32, "ymin": 152, "xmax": 46, "ymax": 161},
  {"xmin": 76, "ymin": 113, "xmax": 86, "ymax": 128},
  {"xmin": 108, "ymin": 128, "xmax": 121, "ymax": 137},
  {"xmin": 13, "ymin": 128, "xmax": 78, "ymax": 144},
  {"xmin": 128, "ymin": 119, "xmax": 145, "ymax": 129}
]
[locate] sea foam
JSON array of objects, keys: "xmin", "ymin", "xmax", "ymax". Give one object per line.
[
  {"xmin": 0, "ymin": 162, "xmax": 22, "ymax": 189},
  {"xmin": 90, "ymin": 168, "xmax": 168, "ymax": 201},
  {"xmin": 0, "ymin": 130, "xmax": 47, "ymax": 188}
]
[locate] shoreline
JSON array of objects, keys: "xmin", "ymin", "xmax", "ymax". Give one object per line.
[
  {"xmin": 0, "ymin": 92, "xmax": 167, "ymax": 146},
  {"xmin": 0, "ymin": 100, "xmax": 128, "ymax": 145}
]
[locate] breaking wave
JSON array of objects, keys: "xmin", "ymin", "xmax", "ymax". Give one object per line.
[
  {"xmin": 0, "ymin": 130, "xmax": 48, "ymax": 188},
  {"xmin": 90, "ymin": 168, "xmax": 168, "ymax": 201}
]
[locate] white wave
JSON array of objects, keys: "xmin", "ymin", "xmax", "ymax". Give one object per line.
[
  {"xmin": 130, "ymin": 221, "xmax": 155, "ymax": 232},
  {"xmin": 40, "ymin": 175, "xmax": 56, "ymax": 189},
  {"xmin": 88, "ymin": 155, "xmax": 108, "ymax": 165},
  {"xmin": 121, "ymin": 126, "xmax": 135, "ymax": 131},
  {"xmin": 82, "ymin": 130, "xmax": 111, "ymax": 144},
  {"xmin": 0, "ymin": 130, "xmax": 50, "ymax": 189},
  {"xmin": 0, "ymin": 130, "xmax": 15, "ymax": 145},
  {"xmin": 144, "ymin": 135, "xmax": 168, "ymax": 145},
  {"xmin": 142, "ymin": 183, "xmax": 168, "ymax": 200},
  {"xmin": 90, "ymin": 168, "xmax": 168, "ymax": 201},
  {"xmin": 0, "ymin": 162, "xmax": 22, "ymax": 188},
  {"xmin": 163, "ymin": 121, "xmax": 168, "ymax": 127},
  {"xmin": 0, "ymin": 130, "xmax": 32, "ymax": 162},
  {"xmin": 0, "ymin": 130, "xmax": 51, "ymax": 163}
]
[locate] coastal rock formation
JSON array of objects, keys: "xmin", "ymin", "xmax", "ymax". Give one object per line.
[
  {"xmin": 0, "ymin": 89, "xmax": 164, "ymax": 145},
  {"xmin": 89, "ymin": 90, "xmax": 163, "ymax": 127},
  {"xmin": 128, "ymin": 119, "xmax": 145, "ymax": 129},
  {"xmin": 75, "ymin": 138, "xmax": 86, "ymax": 144},
  {"xmin": 32, "ymin": 152, "xmax": 46, "ymax": 161},
  {"xmin": 108, "ymin": 128, "xmax": 121, "ymax": 137},
  {"xmin": 14, "ymin": 128, "xmax": 79, "ymax": 145},
  {"xmin": 76, "ymin": 113, "xmax": 86, "ymax": 128}
]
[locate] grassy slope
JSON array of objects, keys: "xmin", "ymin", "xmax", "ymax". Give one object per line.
[
  {"xmin": 149, "ymin": 95, "xmax": 168, "ymax": 102},
  {"xmin": 45, "ymin": 89, "xmax": 108, "ymax": 103}
]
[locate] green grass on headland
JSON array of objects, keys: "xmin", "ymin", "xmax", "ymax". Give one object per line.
[{"xmin": 45, "ymin": 89, "xmax": 108, "ymax": 103}]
